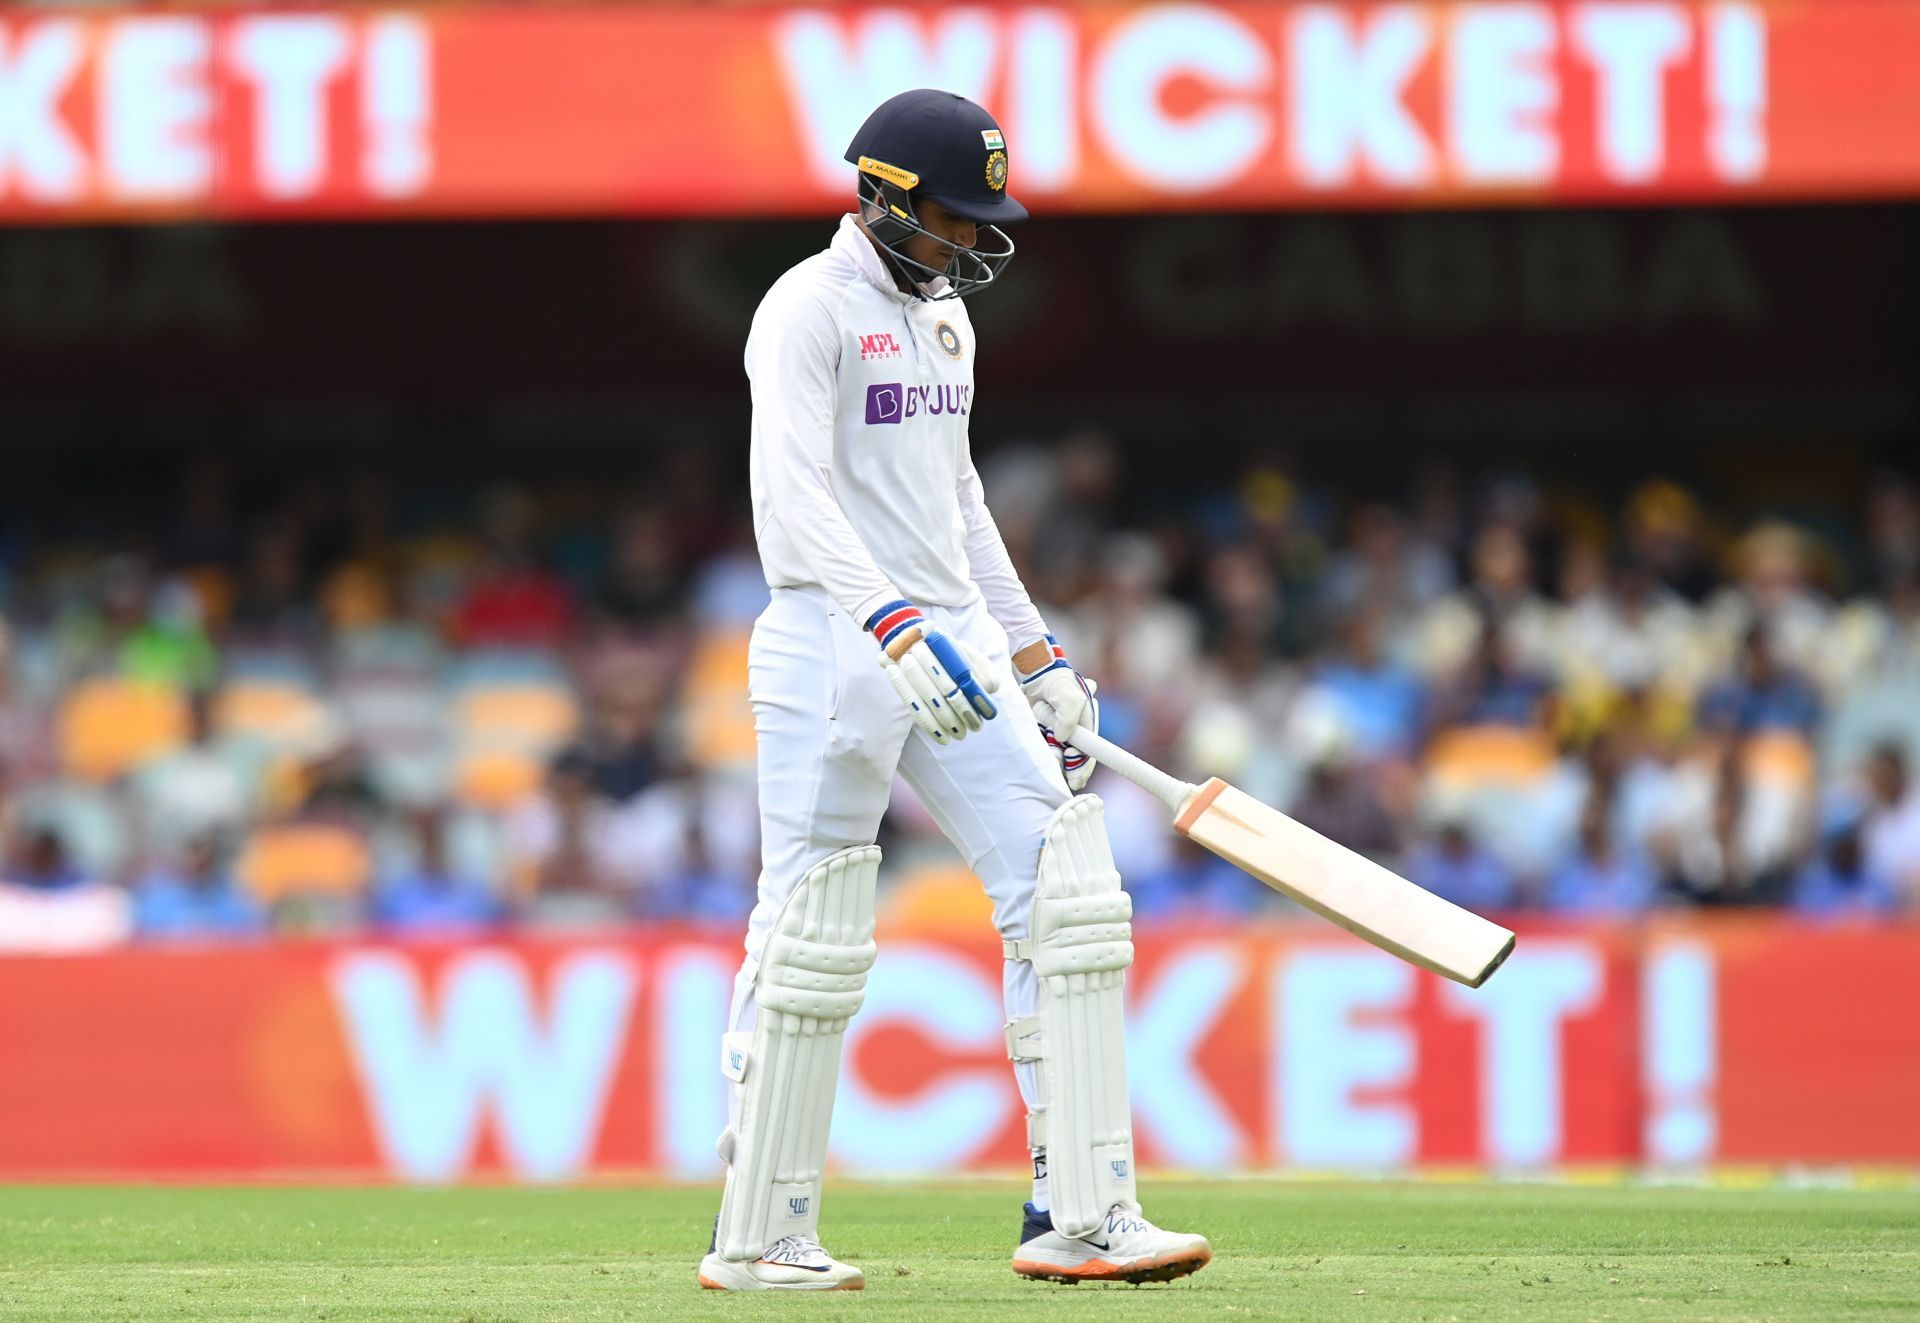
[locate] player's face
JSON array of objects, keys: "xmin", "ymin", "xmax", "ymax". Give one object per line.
[{"xmin": 903, "ymin": 199, "xmax": 977, "ymax": 276}]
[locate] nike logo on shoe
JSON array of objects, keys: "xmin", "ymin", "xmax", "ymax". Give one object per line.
[{"xmin": 1080, "ymin": 1236, "xmax": 1111, "ymax": 1251}]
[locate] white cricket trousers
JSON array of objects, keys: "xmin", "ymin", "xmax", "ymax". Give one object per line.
[{"xmin": 731, "ymin": 584, "xmax": 1069, "ymax": 1116}]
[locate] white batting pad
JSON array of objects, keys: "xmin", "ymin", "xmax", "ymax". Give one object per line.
[
  {"xmin": 1006, "ymin": 795, "xmax": 1137, "ymax": 1237},
  {"xmin": 714, "ymin": 844, "xmax": 880, "ymax": 1261}
]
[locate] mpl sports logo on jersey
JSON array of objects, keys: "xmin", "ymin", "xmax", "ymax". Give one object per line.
[
  {"xmin": 865, "ymin": 383, "xmax": 971, "ymax": 425},
  {"xmin": 857, "ymin": 332, "xmax": 902, "ymax": 361}
]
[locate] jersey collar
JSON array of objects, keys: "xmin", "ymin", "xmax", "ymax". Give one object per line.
[{"xmin": 835, "ymin": 213, "xmax": 952, "ymax": 303}]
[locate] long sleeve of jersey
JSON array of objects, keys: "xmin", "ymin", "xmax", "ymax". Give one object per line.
[
  {"xmin": 747, "ymin": 289, "xmax": 902, "ymax": 626},
  {"xmin": 956, "ymin": 451, "xmax": 1049, "ymax": 651}
]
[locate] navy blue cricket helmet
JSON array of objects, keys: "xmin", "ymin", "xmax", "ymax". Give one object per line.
[{"xmin": 843, "ymin": 89, "xmax": 1025, "ymax": 300}]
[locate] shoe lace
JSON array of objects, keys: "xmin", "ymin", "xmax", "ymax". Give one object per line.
[{"xmin": 759, "ymin": 1235, "xmax": 831, "ymax": 1267}]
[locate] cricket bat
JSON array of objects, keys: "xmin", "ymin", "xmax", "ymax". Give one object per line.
[{"xmin": 1066, "ymin": 726, "xmax": 1515, "ymax": 988}]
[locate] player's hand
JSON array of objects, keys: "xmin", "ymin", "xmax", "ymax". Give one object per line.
[
  {"xmin": 866, "ymin": 600, "xmax": 1000, "ymax": 744},
  {"xmin": 1016, "ymin": 635, "xmax": 1099, "ymax": 792}
]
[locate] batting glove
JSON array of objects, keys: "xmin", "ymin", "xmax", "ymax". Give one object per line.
[
  {"xmin": 1017, "ymin": 634, "xmax": 1099, "ymax": 792},
  {"xmin": 866, "ymin": 600, "xmax": 999, "ymax": 744}
]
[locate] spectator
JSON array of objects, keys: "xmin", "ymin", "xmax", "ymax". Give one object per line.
[
  {"xmin": 1705, "ymin": 522, "xmax": 1833, "ymax": 680},
  {"xmin": 1792, "ymin": 814, "xmax": 1900, "ymax": 917},
  {"xmin": 1128, "ymin": 835, "xmax": 1270, "ymax": 919},
  {"xmin": 1829, "ymin": 569, "xmax": 1920, "ymax": 688},
  {"xmin": 57, "ymin": 554, "xmax": 215, "ymax": 690},
  {"xmin": 1860, "ymin": 743, "xmax": 1920, "ymax": 901},
  {"xmin": 1546, "ymin": 796, "xmax": 1658, "ymax": 915},
  {"xmin": 1289, "ymin": 751, "xmax": 1400, "ymax": 863},
  {"xmin": 1556, "ymin": 553, "xmax": 1701, "ymax": 694},
  {"xmin": 0, "ymin": 826, "xmax": 129, "ymax": 953},
  {"xmin": 1405, "ymin": 821, "xmax": 1516, "ymax": 911},
  {"xmin": 1406, "ymin": 525, "xmax": 1555, "ymax": 680},
  {"xmin": 562, "ymin": 664, "xmax": 667, "ymax": 804},
  {"xmin": 0, "ymin": 628, "xmax": 54, "ymax": 782},
  {"xmin": 1059, "ymin": 533, "xmax": 1199, "ymax": 694},
  {"xmin": 372, "ymin": 808, "xmax": 502, "ymax": 933},
  {"xmin": 1317, "ymin": 501, "xmax": 1454, "ymax": 640},
  {"xmin": 1863, "ymin": 477, "xmax": 1920, "ymax": 586},
  {"xmin": 1297, "ymin": 611, "xmax": 1425, "ymax": 761},
  {"xmin": 597, "ymin": 506, "xmax": 690, "ymax": 635},
  {"xmin": 227, "ymin": 523, "xmax": 323, "ymax": 651},
  {"xmin": 1201, "ymin": 544, "xmax": 1287, "ymax": 659},
  {"xmin": 647, "ymin": 799, "xmax": 753, "ymax": 923},
  {"xmin": 1697, "ymin": 626, "xmax": 1820, "ymax": 738},
  {"xmin": 5, "ymin": 826, "xmax": 87, "ymax": 891},
  {"xmin": 1428, "ymin": 617, "xmax": 1554, "ymax": 731},
  {"xmin": 132, "ymin": 832, "xmax": 264, "ymax": 940},
  {"xmin": 455, "ymin": 488, "xmax": 576, "ymax": 648},
  {"xmin": 1621, "ymin": 479, "xmax": 1712, "ymax": 602},
  {"xmin": 1652, "ymin": 746, "xmax": 1793, "ymax": 905},
  {"xmin": 1191, "ymin": 621, "xmax": 1294, "ymax": 737},
  {"xmin": 518, "ymin": 761, "xmax": 630, "ymax": 925},
  {"xmin": 1027, "ymin": 430, "xmax": 1123, "ymax": 596},
  {"xmin": 131, "ymin": 690, "xmax": 250, "ymax": 856}
]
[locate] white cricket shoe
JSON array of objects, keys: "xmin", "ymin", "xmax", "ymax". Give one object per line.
[
  {"xmin": 1012, "ymin": 1202, "xmax": 1212, "ymax": 1285},
  {"xmin": 698, "ymin": 1234, "xmax": 865, "ymax": 1292}
]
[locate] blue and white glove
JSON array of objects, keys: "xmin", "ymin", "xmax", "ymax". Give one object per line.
[
  {"xmin": 866, "ymin": 600, "xmax": 1000, "ymax": 745},
  {"xmin": 1016, "ymin": 634, "xmax": 1099, "ymax": 792}
]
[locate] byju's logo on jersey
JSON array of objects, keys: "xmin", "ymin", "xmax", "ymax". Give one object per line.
[
  {"xmin": 858, "ymin": 332, "xmax": 902, "ymax": 361},
  {"xmin": 865, "ymin": 383, "xmax": 904, "ymax": 424},
  {"xmin": 865, "ymin": 382, "xmax": 971, "ymax": 425}
]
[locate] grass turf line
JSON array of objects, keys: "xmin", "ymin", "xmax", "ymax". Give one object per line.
[{"xmin": 2, "ymin": 1182, "xmax": 1916, "ymax": 1321}]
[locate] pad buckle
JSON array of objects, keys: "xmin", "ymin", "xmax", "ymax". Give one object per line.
[{"xmin": 1003, "ymin": 1014, "xmax": 1043, "ymax": 1063}]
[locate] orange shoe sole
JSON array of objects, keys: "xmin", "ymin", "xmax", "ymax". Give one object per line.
[{"xmin": 1012, "ymin": 1244, "xmax": 1212, "ymax": 1285}]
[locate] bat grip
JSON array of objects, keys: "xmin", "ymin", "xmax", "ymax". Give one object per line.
[{"xmin": 1064, "ymin": 726, "xmax": 1199, "ymax": 816}]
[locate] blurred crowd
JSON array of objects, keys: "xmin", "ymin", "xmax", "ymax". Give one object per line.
[{"xmin": 2, "ymin": 441, "xmax": 1918, "ymax": 949}]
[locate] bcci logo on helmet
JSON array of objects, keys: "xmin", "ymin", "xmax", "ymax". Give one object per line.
[{"xmin": 985, "ymin": 150, "xmax": 1008, "ymax": 193}]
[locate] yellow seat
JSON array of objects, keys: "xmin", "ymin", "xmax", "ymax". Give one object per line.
[
  {"xmin": 56, "ymin": 679, "xmax": 187, "ymax": 782},
  {"xmin": 216, "ymin": 681, "xmax": 330, "ymax": 748},
  {"xmin": 237, "ymin": 823, "xmax": 372, "ymax": 902},
  {"xmin": 453, "ymin": 747, "xmax": 545, "ymax": 811},
  {"xmin": 879, "ymin": 862, "xmax": 993, "ymax": 935},
  {"xmin": 1426, "ymin": 726, "xmax": 1557, "ymax": 789},
  {"xmin": 682, "ymin": 629, "xmax": 756, "ymax": 770},
  {"xmin": 1742, "ymin": 731, "xmax": 1816, "ymax": 790},
  {"xmin": 454, "ymin": 685, "xmax": 579, "ymax": 751}
]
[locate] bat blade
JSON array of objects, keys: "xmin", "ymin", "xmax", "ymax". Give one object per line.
[{"xmin": 1175, "ymin": 778, "xmax": 1515, "ymax": 988}]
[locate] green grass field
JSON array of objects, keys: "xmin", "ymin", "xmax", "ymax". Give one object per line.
[{"xmin": 2, "ymin": 1182, "xmax": 1916, "ymax": 1322}]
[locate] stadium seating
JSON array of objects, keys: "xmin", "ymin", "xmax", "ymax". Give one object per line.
[{"xmin": 56, "ymin": 680, "xmax": 188, "ymax": 783}]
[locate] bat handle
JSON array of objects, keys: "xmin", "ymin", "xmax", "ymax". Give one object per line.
[{"xmin": 1064, "ymin": 725, "xmax": 1199, "ymax": 816}]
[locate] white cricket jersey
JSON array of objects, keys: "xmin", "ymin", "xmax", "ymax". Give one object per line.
[{"xmin": 746, "ymin": 214, "xmax": 1047, "ymax": 648}]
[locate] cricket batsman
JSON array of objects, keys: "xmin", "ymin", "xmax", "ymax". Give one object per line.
[{"xmin": 697, "ymin": 89, "xmax": 1212, "ymax": 1292}]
